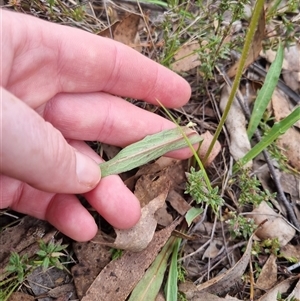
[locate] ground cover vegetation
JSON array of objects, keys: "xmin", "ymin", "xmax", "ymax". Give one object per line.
[{"xmin": 0, "ymin": 0, "xmax": 300, "ymax": 300}]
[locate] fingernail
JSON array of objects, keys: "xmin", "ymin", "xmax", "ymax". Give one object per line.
[{"xmin": 75, "ymin": 152, "xmax": 101, "ymax": 188}]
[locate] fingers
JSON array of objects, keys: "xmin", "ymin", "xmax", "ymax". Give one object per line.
[
  {"xmin": 84, "ymin": 176, "xmax": 141, "ymax": 229},
  {"xmin": 4, "ymin": 10, "xmax": 191, "ymax": 108},
  {"xmin": 0, "ymin": 174, "xmax": 98, "ymax": 241},
  {"xmin": 1, "ymin": 88, "xmax": 101, "ymax": 194},
  {"xmin": 70, "ymin": 140, "xmax": 141, "ymax": 229},
  {"xmin": 43, "ymin": 92, "xmax": 194, "ymax": 158}
]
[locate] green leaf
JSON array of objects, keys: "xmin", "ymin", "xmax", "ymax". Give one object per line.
[
  {"xmin": 247, "ymin": 43, "xmax": 284, "ymax": 139},
  {"xmin": 165, "ymin": 238, "xmax": 181, "ymax": 301},
  {"xmin": 128, "ymin": 237, "xmax": 176, "ymax": 301},
  {"xmin": 185, "ymin": 207, "xmax": 203, "ymax": 226},
  {"xmin": 235, "ymin": 106, "xmax": 300, "ymax": 171},
  {"xmin": 100, "ymin": 127, "xmax": 202, "ymax": 177}
]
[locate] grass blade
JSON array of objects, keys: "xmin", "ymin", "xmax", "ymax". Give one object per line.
[
  {"xmin": 165, "ymin": 238, "xmax": 181, "ymax": 301},
  {"xmin": 128, "ymin": 237, "xmax": 176, "ymax": 301},
  {"xmin": 247, "ymin": 43, "xmax": 284, "ymax": 139}
]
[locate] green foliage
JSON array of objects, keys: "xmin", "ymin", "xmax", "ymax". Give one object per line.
[
  {"xmin": 234, "ymin": 169, "xmax": 276, "ymax": 206},
  {"xmin": 1, "ymin": 239, "xmax": 68, "ymax": 300},
  {"xmin": 110, "ymin": 248, "xmax": 123, "ymax": 260},
  {"xmin": 35, "ymin": 240, "xmax": 67, "ymax": 271},
  {"xmin": 276, "ymin": 292, "xmax": 298, "ymax": 301},
  {"xmin": 5, "ymin": 253, "xmax": 29, "ymax": 283},
  {"xmin": 159, "ymin": 0, "xmax": 250, "ymax": 79},
  {"xmin": 252, "ymin": 238, "xmax": 281, "ymax": 257},
  {"xmin": 227, "ymin": 213, "xmax": 257, "ymax": 239},
  {"xmin": 185, "ymin": 167, "xmax": 224, "ymax": 214}
]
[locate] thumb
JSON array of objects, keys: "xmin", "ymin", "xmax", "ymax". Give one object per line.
[{"xmin": 1, "ymin": 88, "xmax": 101, "ymax": 193}]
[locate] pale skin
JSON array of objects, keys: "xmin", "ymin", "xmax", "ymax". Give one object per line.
[{"xmin": 0, "ymin": 10, "xmax": 192, "ymax": 241}]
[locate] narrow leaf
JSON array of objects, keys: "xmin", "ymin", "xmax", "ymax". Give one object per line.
[
  {"xmin": 235, "ymin": 107, "xmax": 300, "ymax": 172},
  {"xmin": 165, "ymin": 238, "xmax": 181, "ymax": 301},
  {"xmin": 100, "ymin": 127, "xmax": 202, "ymax": 177},
  {"xmin": 247, "ymin": 43, "xmax": 284, "ymax": 139},
  {"xmin": 128, "ymin": 237, "xmax": 176, "ymax": 301}
]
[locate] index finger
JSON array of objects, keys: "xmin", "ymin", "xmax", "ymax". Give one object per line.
[{"xmin": 5, "ymin": 10, "xmax": 191, "ymax": 107}]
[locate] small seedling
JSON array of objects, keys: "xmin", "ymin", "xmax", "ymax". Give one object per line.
[
  {"xmin": 5, "ymin": 252, "xmax": 29, "ymax": 283},
  {"xmin": 234, "ymin": 169, "xmax": 276, "ymax": 207},
  {"xmin": 35, "ymin": 239, "xmax": 68, "ymax": 271},
  {"xmin": 227, "ymin": 213, "xmax": 257, "ymax": 239}
]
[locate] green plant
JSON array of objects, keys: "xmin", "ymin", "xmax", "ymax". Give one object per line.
[
  {"xmin": 159, "ymin": 0, "xmax": 249, "ymax": 79},
  {"xmin": 110, "ymin": 248, "xmax": 123, "ymax": 260},
  {"xmin": 227, "ymin": 213, "xmax": 257, "ymax": 239},
  {"xmin": 185, "ymin": 167, "xmax": 224, "ymax": 214},
  {"xmin": 5, "ymin": 252, "xmax": 29, "ymax": 283},
  {"xmin": 234, "ymin": 169, "xmax": 276, "ymax": 206},
  {"xmin": 0, "ymin": 239, "xmax": 68, "ymax": 301},
  {"xmin": 35, "ymin": 239, "xmax": 68, "ymax": 271}
]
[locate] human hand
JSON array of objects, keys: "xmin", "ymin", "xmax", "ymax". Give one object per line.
[{"xmin": 0, "ymin": 10, "xmax": 191, "ymax": 241}]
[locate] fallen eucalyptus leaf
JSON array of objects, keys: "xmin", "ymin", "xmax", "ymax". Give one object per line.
[
  {"xmin": 82, "ymin": 219, "xmax": 182, "ymax": 301},
  {"xmin": 114, "ymin": 189, "xmax": 169, "ymax": 252},
  {"xmin": 99, "ymin": 127, "xmax": 202, "ymax": 177}
]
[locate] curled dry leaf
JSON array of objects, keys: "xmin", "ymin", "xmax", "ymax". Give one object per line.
[
  {"xmin": 114, "ymin": 189, "xmax": 168, "ymax": 252},
  {"xmin": 249, "ymin": 201, "xmax": 295, "ymax": 246},
  {"xmin": 220, "ymin": 86, "xmax": 252, "ymax": 168}
]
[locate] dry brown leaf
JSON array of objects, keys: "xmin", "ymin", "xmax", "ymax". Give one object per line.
[
  {"xmin": 81, "ymin": 219, "xmax": 181, "ymax": 301},
  {"xmin": 255, "ymin": 254, "xmax": 277, "ymax": 298},
  {"xmin": 280, "ymin": 244, "xmax": 300, "ymax": 261},
  {"xmin": 227, "ymin": 9, "xmax": 265, "ymax": 77},
  {"xmin": 271, "ymin": 88, "xmax": 300, "ymax": 128},
  {"xmin": 249, "ymin": 201, "xmax": 295, "ymax": 246},
  {"xmin": 71, "ymin": 233, "xmax": 111, "ymax": 299},
  {"xmin": 202, "ymin": 239, "xmax": 223, "ymax": 259},
  {"xmin": 196, "ymin": 233, "xmax": 254, "ymax": 294},
  {"xmin": 167, "ymin": 189, "xmax": 192, "ymax": 215},
  {"xmin": 113, "ymin": 189, "xmax": 168, "ymax": 252},
  {"xmin": 99, "ymin": 14, "xmax": 142, "ymax": 51},
  {"xmin": 134, "ymin": 160, "xmax": 187, "ymax": 207},
  {"xmin": 220, "ymin": 86, "xmax": 252, "ymax": 167},
  {"xmin": 277, "ymin": 126, "xmax": 300, "ymax": 171},
  {"xmin": 179, "ymin": 281, "xmax": 243, "ymax": 301},
  {"xmin": 198, "ymin": 131, "xmax": 221, "ymax": 166},
  {"xmin": 258, "ymin": 276, "xmax": 300, "ymax": 301},
  {"xmin": 171, "ymin": 41, "xmax": 201, "ymax": 72},
  {"xmin": 287, "ymin": 278, "xmax": 300, "ymax": 300},
  {"xmin": 155, "ymin": 202, "xmax": 173, "ymax": 226},
  {"xmin": 8, "ymin": 292, "xmax": 34, "ymax": 301}
]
